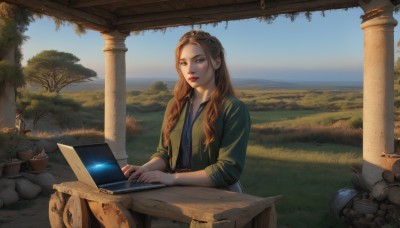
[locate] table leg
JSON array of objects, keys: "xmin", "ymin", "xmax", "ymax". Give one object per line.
[
  {"xmin": 49, "ymin": 191, "xmax": 69, "ymax": 228},
  {"xmin": 252, "ymin": 205, "xmax": 277, "ymax": 228},
  {"xmin": 87, "ymin": 200, "xmax": 142, "ymax": 227},
  {"xmin": 63, "ymin": 195, "xmax": 90, "ymax": 228},
  {"xmin": 190, "ymin": 219, "xmax": 233, "ymax": 228}
]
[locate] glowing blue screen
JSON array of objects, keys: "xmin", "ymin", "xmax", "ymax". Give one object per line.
[{"xmin": 75, "ymin": 143, "xmax": 126, "ymax": 185}]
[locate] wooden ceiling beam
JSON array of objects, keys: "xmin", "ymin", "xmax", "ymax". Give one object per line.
[
  {"xmin": 2, "ymin": 0, "xmax": 360, "ymax": 32},
  {"xmin": 116, "ymin": 0, "xmax": 359, "ymax": 31},
  {"xmin": 1, "ymin": 0, "xmax": 113, "ymax": 31},
  {"xmin": 71, "ymin": 0, "xmax": 168, "ymax": 8}
]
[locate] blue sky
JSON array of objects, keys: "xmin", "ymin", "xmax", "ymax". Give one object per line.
[{"xmin": 21, "ymin": 7, "xmax": 400, "ymax": 82}]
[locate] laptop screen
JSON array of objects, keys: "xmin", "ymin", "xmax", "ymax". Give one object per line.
[{"xmin": 74, "ymin": 143, "xmax": 127, "ymax": 185}]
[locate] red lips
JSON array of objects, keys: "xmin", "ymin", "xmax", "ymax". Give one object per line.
[{"xmin": 188, "ymin": 77, "xmax": 199, "ymax": 82}]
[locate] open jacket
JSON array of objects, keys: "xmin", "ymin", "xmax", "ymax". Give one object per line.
[{"xmin": 151, "ymin": 95, "xmax": 251, "ymax": 187}]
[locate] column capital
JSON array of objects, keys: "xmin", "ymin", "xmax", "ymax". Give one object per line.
[
  {"xmin": 359, "ymin": 0, "xmax": 396, "ymax": 21},
  {"xmin": 101, "ymin": 31, "xmax": 129, "ymax": 52}
]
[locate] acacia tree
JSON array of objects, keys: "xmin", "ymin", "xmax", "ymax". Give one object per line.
[{"xmin": 24, "ymin": 50, "xmax": 97, "ymax": 93}]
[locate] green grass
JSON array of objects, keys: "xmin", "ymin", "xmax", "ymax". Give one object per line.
[
  {"xmin": 251, "ymin": 109, "xmax": 362, "ymax": 128},
  {"xmin": 126, "ymin": 111, "xmax": 164, "ymax": 164},
  {"xmin": 242, "ymin": 143, "xmax": 361, "ymax": 227},
  {"xmin": 55, "ymin": 89, "xmax": 365, "ymax": 227},
  {"xmin": 124, "ymin": 108, "xmax": 363, "ymax": 227}
]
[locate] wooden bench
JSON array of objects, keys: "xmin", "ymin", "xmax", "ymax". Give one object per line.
[{"xmin": 49, "ymin": 181, "xmax": 282, "ymax": 228}]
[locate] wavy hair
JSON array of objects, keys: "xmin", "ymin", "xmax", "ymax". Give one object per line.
[{"xmin": 163, "ymin": 30, "xmax": 235, "ymax": 147}]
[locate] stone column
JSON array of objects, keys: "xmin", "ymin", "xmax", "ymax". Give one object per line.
[
  {"xmin": 0, "ymin": 47, "xmax": 17, "ymax": 129},
  {"xmin": 102, "ymin": 31, "xmax": 129, "ymax": 166},
  {"xmin": 359, "ymin": 0, "xmax": 398, "ymax": 186}
]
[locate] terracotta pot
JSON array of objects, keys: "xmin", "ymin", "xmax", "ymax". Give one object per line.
[
  {"xmin": 3, "ymin": 160, "xmax": 22, "ymax": 177},
  {"xmin": 17, "ymin": 150, "xmax": 34, "ymax": 161},
  {"xmin": 29, "ymin": 157, "xmax": 48, "ymax": 172}
]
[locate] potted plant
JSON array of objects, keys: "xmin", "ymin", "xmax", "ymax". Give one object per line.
[
  {"xmin": 29, "ymin": 149, "xmax": 48, "ymax": 172},
  {"xmin": 0, "ymin": 128, "xmax": 23, "ymax": 177},
  {"xmin": 17, "ymin": 149, "xmax": 34, "ymax": 161}
]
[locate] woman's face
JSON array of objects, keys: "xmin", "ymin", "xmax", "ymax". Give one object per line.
[{"xmin": 178, "ymin": 43, "xmax": 220, "ymax": 91}]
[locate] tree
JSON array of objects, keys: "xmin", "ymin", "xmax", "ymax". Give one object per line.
[
  {"xmin": 23, "ymin": 50, "xmax": 97, "ymax": 93},
  {"xmin": 0, "ymin": 3, "xmax": 33, "ymax": 128},
  {"xmin": 16, "ymin": 91, "xmax": 81, "ymax": 129},
  {"xmin": 148, "ymin": 81, "xmax": 168, "ymax": 92}
]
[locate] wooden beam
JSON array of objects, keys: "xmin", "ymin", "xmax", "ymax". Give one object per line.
[
  {"xmin": 71, "ymin": 0, "xmax": 168, "ymax": 8},
  {"xmin": 116, "ymin": 0, "xmax": 359, "ymax": 31},
  {"xmin": 2, "ymin": 0, "xmax": 113, "ymax": 32},
  {"xmin": 71, "ymin": 0, "xmax": 127, "ymax": 8}
]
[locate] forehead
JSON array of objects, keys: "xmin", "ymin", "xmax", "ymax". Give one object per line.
[{"xmin": 179, "ymin": 43, "xmax": 206, "ymax": 59}]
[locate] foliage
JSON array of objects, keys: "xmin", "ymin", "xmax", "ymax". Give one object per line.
[
  {"xmin": 396, "ymin": 40, "xmax": 400, "ymax": 77},
  {"xmin": 23, "ymin": 50, "xmax": 97, "ymax": 93},
  {"xmin": 16, "ymin": 91, "xmax": 81, "ymax": 129},
  {"xmin": 147, "ymin": 81, "xmax": 169, "ymax": 92},
  {"xmin": 126, "ymin": 115, "xmax": 143, "ymax": 139},
  {"xmin": 237, "ymin": 89, "xmax": 363, "ymax": 111},
  {"xmin": 0, "ymin": 3, "xmax": 32, "ymax": 63},
  {"xmin": 0, "ymin": 127, "xmax": 21, "ymax": 161},
  {"xmin": 0, "ymin": 61, "xmax": 24, "ymax": 87}
]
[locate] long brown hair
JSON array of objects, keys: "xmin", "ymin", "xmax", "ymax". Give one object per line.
[{"xmin": 163, "ymin": 30, "xmax": 235, "ymax": 147}]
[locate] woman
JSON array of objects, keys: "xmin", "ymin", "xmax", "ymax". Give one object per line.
[{"xmin": 122, "ymin": 30, "xmax": 250, "ymax": 191}]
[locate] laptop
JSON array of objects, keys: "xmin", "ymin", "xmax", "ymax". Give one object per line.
[{"xmin": 57, "ymin": 143, "xmax": 166, "ymax": 194}]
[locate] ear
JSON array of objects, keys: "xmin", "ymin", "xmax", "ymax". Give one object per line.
[{"xmin": 213, "ymin": 56, "xmax": 221, "ymax": 70}]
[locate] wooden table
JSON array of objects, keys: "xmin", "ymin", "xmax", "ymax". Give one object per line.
[{"xmin": 49, "ymin": 181, "xmax": 282, "ymax": 228}]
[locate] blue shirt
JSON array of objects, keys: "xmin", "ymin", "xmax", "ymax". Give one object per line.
[{"xmin": 177, "ymin": 96, "xmax": 209, "ymax": 170}]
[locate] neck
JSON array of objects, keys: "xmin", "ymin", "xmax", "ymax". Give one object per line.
[{"xmin": 193, "ymin": 87, "xmax": 214, "ymax": 102}]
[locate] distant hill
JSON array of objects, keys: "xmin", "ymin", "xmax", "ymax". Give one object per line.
[{"xmin": 62, "ymin": 77, "xmax": 362, "ymax": 92}]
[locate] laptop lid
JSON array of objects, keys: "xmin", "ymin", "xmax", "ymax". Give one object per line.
[
  {"xmin": 57, "ymin": 143, "xmax": 127, "ymax": 188},
  {"xmin": 57, "ymin": 143, "xmax": 99, "ymax": 189}
]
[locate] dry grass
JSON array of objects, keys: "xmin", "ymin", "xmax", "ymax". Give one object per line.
[
  {"xmin": 126, "ymin": 115, "xmax": 143, "ymax": 139},
  {"xmin": 252, "ymin": 125, "xmax": 362, "ymax": 147}
]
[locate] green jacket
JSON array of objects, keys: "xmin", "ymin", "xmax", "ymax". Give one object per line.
[{"xmin": 151, "ymin": 95, "xmax": 251, "ymax": 187}]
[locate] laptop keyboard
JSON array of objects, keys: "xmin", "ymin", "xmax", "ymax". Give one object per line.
[{"xmin": 100, "ymin": 179, "xmax": 155, "ymax": 190}]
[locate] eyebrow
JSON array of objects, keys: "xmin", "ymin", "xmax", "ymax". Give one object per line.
[{"xmin": 179, "ymin": 54, "xmax": 205, "ymax": 61}]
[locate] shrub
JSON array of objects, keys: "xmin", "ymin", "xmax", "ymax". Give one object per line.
[
  {"xmin": 126, "ymin": 115, "xmax": 143, "ymax": 138},
  {"xmin": 349, "ymin": 117, "xmax": 363, "ymax": 129}
]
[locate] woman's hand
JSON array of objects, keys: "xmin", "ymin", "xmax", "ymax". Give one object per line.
[
  {"xmin": 138, "ymin": 170, "xmax": 175, "ymax": 186},
  {"xmin": 121, "ymin": 164, "xmax": 148, "ymax": 180}
]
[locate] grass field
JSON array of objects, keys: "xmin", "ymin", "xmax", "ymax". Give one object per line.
[
  {"xmin": 22, "ymin": 87, "xmax": 365, "ymax": 227},
  {"xmin": 125, "ymin": 107, "xmax": 362, "ymax": 227}
]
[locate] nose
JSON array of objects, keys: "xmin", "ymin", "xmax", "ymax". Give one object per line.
[{"xmin": 186, "ymin": 62, "xmax": 195, "ymax": 74}]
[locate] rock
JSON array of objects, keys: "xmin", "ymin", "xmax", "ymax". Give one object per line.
[
  {"xmin": 0, "ymin": 187, "xmax": 19, "ymax": 206},
  {"xmin": 0, "ymin": 178, "xmax": 16, "ymax": 189},
  {"xmin": 371, "ymin": 180, "xmax": 389, "ymax": 201},
  {"xmin": 15, "ymin": 178, "xmax": 42, "ymax": 199},
  {"xmin": 21, "ymin": 172, "xmax": 59, "ymax": 195},
  {"xmin": 382, "ymin": 170, "xmax": 395, "ymax": 183},
  {"xmin": 35, "ymin": 139, "xmax": 58, "ymax": 153},
  {"xmin": 0, "ymin": 198, "xmax": 3, "ymax": 208},
  {"xmin": 387, "ymin": 186, "xmax": 400, "ymax": 206}
]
